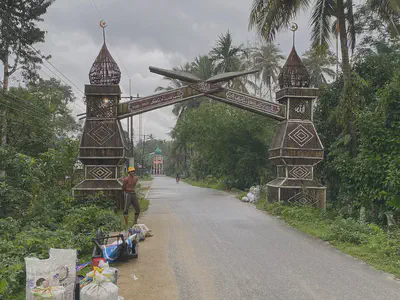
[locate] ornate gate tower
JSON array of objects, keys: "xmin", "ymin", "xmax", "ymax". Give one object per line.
[
  {"xmin": 267, "ymin": 46, "xmax": 326, "ymax": 208},
  {"xmin": 73, "ymin": 27, "xmax": 129, "ymax": 209}
]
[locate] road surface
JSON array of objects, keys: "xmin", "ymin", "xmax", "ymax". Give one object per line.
[{"xmin": 118, "ymin": 177, "xmax": 400, "ymax": 300}]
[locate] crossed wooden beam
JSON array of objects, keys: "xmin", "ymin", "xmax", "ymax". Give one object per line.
[{"xmin": 117, "ymin": 67, "xmax": 286, "ymax": 121}]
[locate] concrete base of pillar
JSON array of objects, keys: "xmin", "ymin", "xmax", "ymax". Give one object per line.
[{"xmin": 267, "ymin": 178, "xmax": 326, "ymax": 209}]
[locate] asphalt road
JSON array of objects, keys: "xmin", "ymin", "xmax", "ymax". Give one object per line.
[{"xmin": 144, "ymin": 176, "xmax": 400, "ymax": 300}]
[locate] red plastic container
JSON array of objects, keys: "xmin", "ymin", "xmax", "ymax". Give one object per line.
[{"xmin": 92, "ymin": 257, "xmax": 106, "ymax": 270}]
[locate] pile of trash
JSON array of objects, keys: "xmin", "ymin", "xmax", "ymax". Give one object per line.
[
  {"xmin": 25, "ymin": 224, "xmax": 153, "ymax": 299},
  {"xmin": 241, "ymin": 186, "xmax": 261, "ymax": 203}
]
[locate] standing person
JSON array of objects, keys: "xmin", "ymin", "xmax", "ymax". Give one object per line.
[
  {"xmin": 122, "ymin": 167, "xmax": 140, "ymax": 226},
  {"xmin": 176, "ymin": 173, "xmax": 180, "ymax": 183}
]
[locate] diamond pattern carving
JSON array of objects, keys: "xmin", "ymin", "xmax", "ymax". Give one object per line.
[
  {"xmin": 287, "ymin": 192, "xmax": 318, "ymax": 205},
  {"xmin": 88, "ymin": 167, "xmax": 113, "ymax": 179},
  {"xmin": 289, "ymin": 166, "xmax": 311, "ymax": 179},
  {"xmin": 87, "ymin": 122, "xmax": 115, "ymax": 145},
  {"xmin": 288, "ymin": 125, "xmax": 314, "ymax": 147}
]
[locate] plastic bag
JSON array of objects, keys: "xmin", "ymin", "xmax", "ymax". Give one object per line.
[
  {"xmin": 247, "ymin": 192, "xmax": 255, "ymax": 203},
  {"xmin": 49, "ymin": 248, "xmax": 77, "ymax": 299},
  {"xmin": 31, "ymin": 286, "xmax": 65, "ymax": 299},
  {"xmin": 136, "ymin": 224, "xmax": 153, "ymax": 237},
  {"xmin": 129, "ymin": 225, "xmax": 145, "ymax": 241},
  {"xmin": 85, "ymin": 266, "xmax": 118, "ymax": 285},
  {"xmin": 241, "ymin": 196, "xmax": 249, "ymax": 202},
  {"xmin": 25, "ymin": 248, "xmax": 77, "ymax": 300},
  {"xmin": 80, "ymin": 273, "xmax": 119, "ymax": 300}
]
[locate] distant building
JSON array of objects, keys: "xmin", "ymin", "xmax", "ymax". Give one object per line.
[{"xmin": 151, "ymin": 147, "xmax": 164, "ymax": 175}]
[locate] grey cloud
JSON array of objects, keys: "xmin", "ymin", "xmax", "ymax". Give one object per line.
[{"xmin": 34, "ymin": 0, "xmax": 312, "ymax": 139}]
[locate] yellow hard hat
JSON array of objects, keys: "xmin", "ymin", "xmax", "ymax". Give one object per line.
[{"xmin": 128, "ymin": 167, "xmax": 135, "ymax": 173}]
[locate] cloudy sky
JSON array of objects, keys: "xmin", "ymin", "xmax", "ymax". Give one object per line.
[{"xmin": 13, "ymin": 0, "xmax": 362, "ymax": 140}]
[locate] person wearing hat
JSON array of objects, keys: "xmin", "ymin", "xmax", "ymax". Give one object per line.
[{"xmin": 122, "ymin": 167, "xmax": 140, "ymax": 225}]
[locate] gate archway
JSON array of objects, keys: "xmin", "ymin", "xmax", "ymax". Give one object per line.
[{"xmin": 73, "ymin": 32, "xmax": 326, "ymax": 209}]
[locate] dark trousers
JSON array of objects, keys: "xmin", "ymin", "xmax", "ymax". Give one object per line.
[{"xmin": 123, "ymin": 192, "xmax": 140, "ymax": 223}]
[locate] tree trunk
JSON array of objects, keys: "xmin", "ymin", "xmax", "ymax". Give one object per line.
[
  {"xmin": 337, "ymin": 0, "xmax": 350, "ymax": 81},
  {"xmin": 337, "ymin": 0, "xmax": 357, "ymax": 157},
  {"xmin": 268, "ymin": 78, "xmax": 272, "ymax": 101},
  {"xmin": 1, "ymin": 53, "xmax": 9, "ymax": 146}
]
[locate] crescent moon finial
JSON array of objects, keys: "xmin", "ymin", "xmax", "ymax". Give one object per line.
[
  {"xmin": 100, "ymin": 20, "xmax": 107, "ymax": 28},
  {"xmin": 290, "ymin": 23, "xmax": 298, "ymax": 32}
]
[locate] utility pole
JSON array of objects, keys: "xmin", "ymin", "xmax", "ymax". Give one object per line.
[{"xmin": 140, "ymin": 133, "xmax": 151, "ymax": 175}]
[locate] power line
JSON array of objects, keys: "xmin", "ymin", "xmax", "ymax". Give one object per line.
[
  {"xmin": 0, "ymin": 90, "xmax": 81, "ymax": 128},
  {"xmin": 87, "ymin": 0, "xmax": 132, "ymax": 81},
  {"xmin": 37, "ymin": 67, "xmax": 86, "ymax": 113},
  {"xmin": 89, "ymin": 0, "xmax": 102, "ymax": 20}
]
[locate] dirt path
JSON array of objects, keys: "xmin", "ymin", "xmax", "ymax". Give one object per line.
[
  {"xmin": 116, "ymin": 178, "xmax": 178, "ymax": 300},
  {"xmin": 116, "ymin": 212, "xmax": 178, "ymax": 300}
]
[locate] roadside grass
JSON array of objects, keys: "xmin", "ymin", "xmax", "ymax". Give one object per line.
[
  {"xmin": 262, "ymin": 202, "xmax": 400, "ymax": 278},
  {"xmin": 182, "ymin": 178, "xmax": 225, "ymax": 190}
]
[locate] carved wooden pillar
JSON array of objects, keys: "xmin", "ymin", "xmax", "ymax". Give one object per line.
[
  {"xmin": 73, "ymin": 85, "xmax": 129, "ymax": 208},
  {"xmin": 73, "ymin": 38, "xmax": 128, "ymax": 209},
  {"xmin": 267, "ymin": 47, "xmax": 326, "ymax": 208}
]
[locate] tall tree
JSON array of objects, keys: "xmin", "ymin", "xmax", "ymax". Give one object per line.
[
  {"xmin": 210, "ymin": 31, "xmax": 248, "ymax": 73},
  {"xmin": 302, "ymin": 46, "xmax": 336, "ymax": 87},
  {"xmin": 155, "ymin": 63, "xmax": 193, "ymax": 118},
  {"xmin": 248, "ymin": 0, "xmax": 349, "ymax": 78},
  {"xmin": 2, "ymin": 79, "xmax": 80, "ymax": 156},
  {"xmin": 366, "ymin": 0, "xmax": 400, "ymax": 36},
  {"xmin": 210, "ymin": 31, "xmax": 253, "ymax": 92},
  {"xmin": 0, "ymin": 0, "xmax": 54, "ymax": 89},
  {"xmin": 248, "ymin": 0, "xmax": 356, "ymax": 156},
  {"xmin": 0, "ymin": 0, "xmax": 54, "ymax": 146},
  {"xmin": 251, "ymin": 43, "xmax": 283, "ymax": 99}
]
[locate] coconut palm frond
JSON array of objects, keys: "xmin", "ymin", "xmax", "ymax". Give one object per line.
[{"xmin": 311, "ymin": 0, "xmax": 336, "ymax": 48}]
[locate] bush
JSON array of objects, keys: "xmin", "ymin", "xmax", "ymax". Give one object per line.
[
  {"xmin": 79, "ymin": 192, "xmax": 115, "ymax": 210},
  {"xmin": 326, "ymin": 218, "xmax": 372, "ymax": 244},
  {"xmin": 62, "ymin": 205, "xmax": 122, "ymax": 235}
]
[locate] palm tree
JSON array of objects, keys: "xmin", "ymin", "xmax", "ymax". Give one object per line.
[
  {"xmin": 249, "ymin": 0, "xmax": 351, "ymax": 82},
  {"xmin": 251, "ymin": 42, "xmax": 284, "ymax": 100},
  {"xmin": 155, "ymin": 56, "xmax": 217, "ymax": 118},
  {"xmin": 192, "ymin": 55, "xmax": 215, "ymax": 80},
  {"xmin": 302, "ymin": 46, "xmax": 336, "ymax": 87},
  {"xmin": 210, "ymin": 31, "xmax": 248, "ymax": 73},
  {"xmin": 154, "ymin": 63, "xmax": 193, "ymax": 118},
  {"xmin": 155, "ymin": 62, "xmax": 192, "ymax": 92},
  {"xmin": 210, "ymin": 31, "xmax": 254, "ymax": 93},
  {"xmin": 367, "ymin": 0, "xmax": 400, "ymax": 35},
  {"xmin": 248, "ymin": 0, "xmax": 399, "ymax": 157},
  {"xmin": 249, "ymin": 0, "xmax": 399, "ymax": 83}
]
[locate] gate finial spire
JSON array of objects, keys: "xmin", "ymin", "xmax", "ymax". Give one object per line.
[
  {"xmin": 278, "ymin": 24, "xmax": 310, "ymax": 88},
  {"xmin": 89, "ymin": 20, "xmax": 121, "ymax": 85},
  {"xmin": 100, "ymin": 20, "xmax": 107, "ymax": 43},
  {"xmin": 290, "ymin": 23, "xmax": 298, "ymax": 48}
]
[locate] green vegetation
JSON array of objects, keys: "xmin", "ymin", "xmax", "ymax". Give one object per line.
[
  {"xmin": 183, "ymin": 176, "xmax": 226, "ymax": 191},
  {"xmin": 262, "ymin": 203, "xmax": 400, "ymax": 278},
  {"xmin": 140, "ymin": 173, "xmax": 154, "ymax": 181},
  {"xmin": 168, "ymin": 3, "xmax": 400, "ymax": 278}
]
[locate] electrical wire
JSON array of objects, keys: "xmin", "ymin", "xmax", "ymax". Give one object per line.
[
  {"xmin": 0, "ymin": 92, "xmax": 81, "ymax": 128},
  {"xmin": 87, "ymin": 0, "xmax": 132, "ymax": 82},
  {"xmin": 36, "ymin": 67, "xmax": 86, "ymax": 113}
]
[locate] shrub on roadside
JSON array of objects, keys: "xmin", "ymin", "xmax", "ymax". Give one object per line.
[
  {"xmin": 325, "ymin": 218, "xmax": 372, "ymax": 244},
  {"xmin": 263, "ymin": 202, "xmax": 400, "ymax": 277},
  {"xmin": 62, "ymin": 205, "xmax": 122, "ymax": 235}
]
